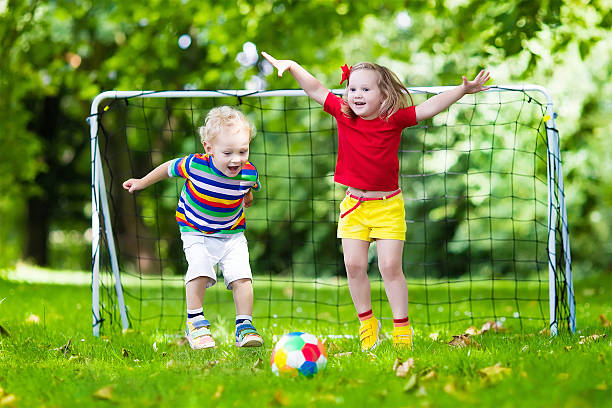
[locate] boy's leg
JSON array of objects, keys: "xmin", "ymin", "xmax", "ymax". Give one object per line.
[
  {"xmin": 185, "ymin": 276, "xmax": 216, "ymax": 349},
  {"xmin": 232, "ymin": 278, "xmax": 263, "ymax": 347},
  {"xmin": 342, "ymin": 238, "xmax": 381, "ymax": 351},
  {"xmin": 376, "ymin": 239, "xmax": 413, "ymax": 349}
]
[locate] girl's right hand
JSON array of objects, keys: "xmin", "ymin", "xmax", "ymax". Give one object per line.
[{"xmin": 261, "ymin": 52, "xmax": 293, "ymax": 77}]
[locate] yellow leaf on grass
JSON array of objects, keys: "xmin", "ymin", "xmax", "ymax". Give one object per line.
[
  {"xmin": 443, "ymin": 382, "xmax": 456, "ymax": 394},
  {"xmin": 479, "ymin": 363, "xmax": 511, "ymax": 384},
  {"xmin": 212, "ymin": 385, "xmax": 224, "ymax": 400},
  {"xmin": 403, "ymin": 374, "xmax": 418, "ymax": 392},
  {"xmin": 449, "ymin": 334, "xmax": 481, "ymax": 349},
  {"xmin": 600, "ymin": 314, "xmax": 611, "ymax": 327},
  {"xmin": 0, "ymin": 394, "xmax": 17, "ymax": 406},
  {"xmin": 578, "ymin": 334, "xmax": 608, "ymax": 345},
  {"xmin": 421, "ymin": 370, "xmax": 437, "ymax": 381},
  {"xmin": 394, "ymin": 357, "xmax": 415, "ymax": 377},
  {"xmin": 25, "ymin": 314, "xmax": 40, "ymax": 324},
  {"xmin": 273, "ymin": 390, "xmax": 290, "ymax": 406},
  {"xmin": 93, "ymin": 385, "xmax": 114, "ymax": 400}
]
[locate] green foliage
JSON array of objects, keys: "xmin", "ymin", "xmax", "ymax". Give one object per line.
[{"xmin": 1, "ymin": 0, "xmax": 612, "ymax": 277}]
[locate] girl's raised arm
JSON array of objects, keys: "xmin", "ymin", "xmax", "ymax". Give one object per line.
[
  {"xmin": 261, "ymin": 52, "xmax": 329, "ymax": 106},
  {"xmin": 415, "ymin": 70, "xmax": 490, "ymax": 122}
]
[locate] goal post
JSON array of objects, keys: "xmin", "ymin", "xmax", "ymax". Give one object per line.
[{"xmin": 89, "ymin": 86, "xmax": 574, "ymax": 337}]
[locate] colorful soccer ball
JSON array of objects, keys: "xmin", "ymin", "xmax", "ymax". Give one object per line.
[{"xmin": 270, "ymin": 332, "xmax": 327, "ymax": 377}]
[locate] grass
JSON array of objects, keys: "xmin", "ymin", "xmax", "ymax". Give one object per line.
[{"xmin": 0, "ymin": 268, "xmax": 611, "ymax": 407}]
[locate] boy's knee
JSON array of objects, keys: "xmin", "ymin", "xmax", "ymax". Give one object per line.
[{"xmin": 231, "ymin": 278, "xmax": 252, "ymax": 288}]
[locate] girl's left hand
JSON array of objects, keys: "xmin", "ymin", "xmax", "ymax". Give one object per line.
[{"xmin": 462, "ymin": 70, "xmax": 491, "ymax": 94}]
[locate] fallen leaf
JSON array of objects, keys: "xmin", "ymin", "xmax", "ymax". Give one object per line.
[
  {"xmin": 480, "ymin": 321, "xmax": 506, "ymax": 333},
  {"xmin": 25, "ymin": 314, "xmax": 40, "ymax": 324},
  {"xmin": 0, "ymin": 394, "xmax": 17, "ymax": 406},
  {"xmin": 403, "ymin": 374, "xmax": 418, "ymax": 392},
  {"xmin": 272, "ymin": 390, "xmax": 290, "ymax": 406},
  {"xmin": 448, "ymin": 334, "xmax": 481, "ymax": 349},
  {"xmin": 121, "ymin": 348, "xmax": 130, "ymax": 357},
  {"xmin": 479, "ymin": 363, "xmax": 511, "ymax": 384},
  {"xmin": 539, "ymin": 328, "xmax": 550, "ymax": 336},
  {"xmin": 443, "ymin": 382, "xmax": 456, "ymax": 394},
  {"xmin": 465, "ymin": 326, "xmax": 480, "ymax": 335},
  {"xmin": 421, "ymin": 370, "xmax": 437, "ymax": 381},
  {"xmin": 599, "ymin": 314, "xmax": 611, "ymax": 327},
  {"xmin": 578, "ymin": 334, "xmax": 608, "ymax": 345},
  {"xmin": 212, "ymin": 385, "xmax": 224, "ymax": 400},
  {"xmin": 252, "ymin": 358, "xmax": 263, "ymax": 370},
  {"xmin": 324, "ymin": 340, "xmax": 342, "ymax": 355},
  {"xmin": 93, "ymin": 385, "xmax": 114, "ymax": 400},
  {"xmin": 394, "ymin": 358, "xmax": 415, "ymax": 377}
]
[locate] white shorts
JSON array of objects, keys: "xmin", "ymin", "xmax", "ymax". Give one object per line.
[{"xmin": 181, "ymin": 232, "xmax": 252, "ymax": 289}]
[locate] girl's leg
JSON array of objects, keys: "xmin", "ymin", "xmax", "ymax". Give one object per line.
[
  {"xmin": 342, "ymin": 238, "xmax": 372, "ymax": 313},
  {"xmin": 376, "ymin": 239, "xmax": 413, "ymax": 348},
  {"xmin": 376, "ymin": 239, "xmax": 408, "ymax": 318}
]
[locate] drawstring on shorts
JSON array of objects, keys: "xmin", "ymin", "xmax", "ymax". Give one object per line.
[{"xmin": 340, "ymin": 189, "xmax": 401, "ymax": 218}]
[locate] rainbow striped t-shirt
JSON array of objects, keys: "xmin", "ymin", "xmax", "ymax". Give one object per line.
[{"xmin": 168, "ymin": 153, "xmax": 260, "ymax": 234}]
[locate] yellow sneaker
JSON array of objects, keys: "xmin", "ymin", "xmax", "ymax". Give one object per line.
[
  {"xmin": 393, "ymin": 325, "xmax": 414, "ymax": 349},
  {"xmin": 359, "ymin": 317, "xmax": 381, "ymax": 351}
]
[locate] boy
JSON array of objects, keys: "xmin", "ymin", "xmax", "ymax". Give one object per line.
[{"xmin": 123, "ymin": 106, "xmax": 263, "ymax": 349}]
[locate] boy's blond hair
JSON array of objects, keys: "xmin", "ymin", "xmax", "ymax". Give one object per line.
[
  {"xmin": 341, "ymin": 62, "xmax": 414, "ymax": 120},
  {"xmin": 199, "ymin": 106, "xmax": 255, "ymax": 145}
]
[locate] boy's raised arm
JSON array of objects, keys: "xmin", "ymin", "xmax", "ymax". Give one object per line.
[
  {"xmin": 261, "ymin": 52, "xmax": 329, "ymax": 106},
  {"xmin": 123, "ymin": 160, "xmax": 173, "ymax": 193}
]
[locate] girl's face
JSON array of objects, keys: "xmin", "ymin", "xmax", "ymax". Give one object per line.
[
  {"xmin": 204, "ymin": 126, "xmax": 250, "ymax": 177},
  {"xmin": 347, "ymin": 69, "xmax": 383, "ymax": 120}
]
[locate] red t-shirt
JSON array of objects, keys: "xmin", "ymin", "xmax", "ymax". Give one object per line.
[{"xmin": 323, "ymin": 92, "xmax": 417, "ymax": 191}]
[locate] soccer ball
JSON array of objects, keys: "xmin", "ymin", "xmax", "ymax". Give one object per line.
[{"xmin": 270, "ymin": 332, "xmax": 327, "ymax": 377}]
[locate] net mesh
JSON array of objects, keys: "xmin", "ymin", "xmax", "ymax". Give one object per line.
[{"xmin": 92, "ymin": 88, "xmax": 573, "ymax": 335}]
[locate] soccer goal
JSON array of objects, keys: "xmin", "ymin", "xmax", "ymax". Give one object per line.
[{"xmin": 89, "ymin": 86, "xmax": 574, "ymax": 337}]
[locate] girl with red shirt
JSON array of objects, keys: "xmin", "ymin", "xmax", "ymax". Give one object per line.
[{"xmin": 262, "ymin": 52, "xmax": 490, "ymax": 351}]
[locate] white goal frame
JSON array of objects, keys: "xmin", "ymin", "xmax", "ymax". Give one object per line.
[{"xmin": 88, "ymin": 86, "xmax": 575, "ymax": 336}]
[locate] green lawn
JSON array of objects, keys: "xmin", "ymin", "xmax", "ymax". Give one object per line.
[{"xmin": 0, "ymin": 267, "xmax": 610, "ymax": 407}]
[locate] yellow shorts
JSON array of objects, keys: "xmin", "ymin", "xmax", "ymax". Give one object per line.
[{"xmin": 337, "ymin": 192, "xmax": 406, "ymax": 242}]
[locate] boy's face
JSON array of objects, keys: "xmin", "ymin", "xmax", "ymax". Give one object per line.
[
  {"xmin": 346, "ymin": 69, "xmax": 383, "ymax": 120},
  {"xmin": 204, "ymin": 126, "xmax": 250, "ymax": 177}
]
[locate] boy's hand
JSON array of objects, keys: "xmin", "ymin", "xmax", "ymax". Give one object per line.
[
  {"xmin": 123, "ymin": 178, "xmax": 144, "ymax": 193},
  {"xmin": 462, "ymin": 70, "xmax": 491, "ymax": 94},
  {"xmin": 243, "ymin": 189, "xmax": 254, "ymax": 208},
  {"xmin": 261, "ymin": 52, "xmax": 293, "ymax": 77}
]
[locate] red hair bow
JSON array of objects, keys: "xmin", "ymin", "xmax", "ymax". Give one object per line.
[{"xmin": 340, "ymin": 64, "xmax": 352, "ymax": 85}]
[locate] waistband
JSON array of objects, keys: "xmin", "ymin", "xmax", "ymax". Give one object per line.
[{"xmin": 341, "ymin": 189, "xmax": 401, "ymax": 218}]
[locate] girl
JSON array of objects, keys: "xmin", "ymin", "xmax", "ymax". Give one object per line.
[{"xmin": 261, "ymin": 51, "xmax": 490, "ymax": 351}]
